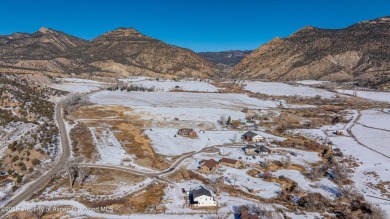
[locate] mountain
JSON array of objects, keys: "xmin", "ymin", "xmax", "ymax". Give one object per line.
[
  {"xmin": 231, "ymin": 16, "xmax": 390, "ymax": 89},
  {"xmin": 0, "ymin": 27, "xmax": 221, "ymax": 78},
  {"xmin": 198, "ymin": 50, "xmax": 252, "ymax": 67},
  {"xmin": 78, "ymin": 28, "xmax": 220, "ymax": 78},
  {"xmin": 0, "ymin": 27, "xmax": 88, "ymax": 74}
]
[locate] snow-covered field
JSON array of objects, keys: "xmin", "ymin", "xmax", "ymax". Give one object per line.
[
  {"xmin": 351, "ymin": 124, "xmax": 390, "ymax": 156},
  {"xmin": 125, "ymin": 79, "xmax": 218, "ymax": 92},
  {"xmin": 90, "ymin": 91, "xmax": 279, "ymax": 110},
  {"xmin": 296, "ymin": 80, "xmax": 329, "ymax": 85},
  {"xmin": 89, "ymin": 127, "xmax": 131, "ymax": 165},
  {"xmin": 145, "ymin": 129, "xmax": 282, "ymax": 156},
  {"xmin": 50, "ymin": 78, "xmax": 109, "ymax": 93},
  {"xmin": 337, "ymin": 89, "xmax": 390, "ymax": 103},
  {"xmin": 132, "ymin": 106, "xmax": 244, "ymax": 128},
  {"xmin": 273, "ymin": 169, "xmax": 339, "ymax": 199},
  {"xmin": 244, "ymin": 81, "xmax": 339, "ymax": 98},
  {"xmin": 145, "ymin": 129, "xmax": 239, "ymax": 156},
  {"xmin": 330, "ymin": 136, "xmax": 390, "ymax": 216},
  {"xmin": 358, "ymin": 109, "xmax": 390, "ymax": 131},
  {"xmin": 286, "ymin": 109, "xmax": 390, "ymax": 215}
]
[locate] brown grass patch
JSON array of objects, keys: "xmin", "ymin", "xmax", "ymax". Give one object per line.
[
  {"xmin": 69, "ymin": 123, "xmax": 97, "ymax": 161},
  {"xmin": 70, "ymin": 105, "xmax": 171, "ymax": 170},
  {"xmin": 80, "ymin": 181, "xmax": 167, "ymax": 214}
]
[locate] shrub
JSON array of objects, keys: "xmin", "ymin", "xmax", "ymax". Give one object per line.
[{"xmin": 31, "ymin": 159, "xmax": 39, "ymax": 166}]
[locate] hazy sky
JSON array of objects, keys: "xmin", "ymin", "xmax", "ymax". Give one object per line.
[{"xmin": 1, "ymin": 0, "xmax": 389, "ymax": 52}]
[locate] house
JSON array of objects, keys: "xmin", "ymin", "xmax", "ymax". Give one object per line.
[
  {"xmin": 242, "ymin": 131, "xmax": 264, "ymax": 142},
  {"xmin": 245, "ymin": 145, "xmax": 258, "ymax": 155},
  {"xmin": 189, "ymin": 186, "xmax": 217, "ymax": 207},
  {"xmin": 199, "ymin": 159, "xmax": 219, "ymax": 173},
  {"xmin": 258, "ymin": 145, "xmax": 271, "ymax": 155},
  {"xmin": 178, "ymin": 128, "xmax": 197, "ymax": 137},
  {"xmin": 220, "ymin": 158, "xmax": 242, "ymax": 168},
  {"xmin": 241, "ymin": 214, "xmax": 260, "ymax": 219}
]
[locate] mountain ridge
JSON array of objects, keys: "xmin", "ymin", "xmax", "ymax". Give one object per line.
[
  {"xmin": 0, "ymin": 27, "xmax": 221, "ymax": 79},
  {"xmin": 231, "ymin": 16, "xmax": 390, "ymax": 89}
]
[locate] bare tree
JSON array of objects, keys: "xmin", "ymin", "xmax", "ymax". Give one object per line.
[
  {"xmin": 260, "ymin": 171, "xmax": 273, "ymax": 181},
  {"xmin": 219, "ymin": 115, "xmax": 226, "ymax": 126},
  {"xmin": 61, "ymin": 93, "xmax": 90, "ymax": 107},
  {"xmin": 65, "ymin": 157, "xmax": 84, "ymax": 188},
  {"xmin": 232, "ymin": 133, "xmax": 237, "ymax": 143},
  {"xmin": 362, "ymin": 205, "xmax": 387, "ymax": 219},
  {"xmin": 333, "ymin": 162, "xmax": 350, "ymax": 185},
  {"xmin": 209, "ymin": 176, "xmax": 223, "ymax": 195},
  {"xmin": 260, "ymin": 159, "xmax": 271, "ymax": 171},
  {"xmin": 339, "ymin": 185, "xmax": 360, "ymax": 199},
  {"xmin": 231, "ymin": 174, "xmax": 238, "ymax": 188},
  {"xmin": 280, "ymin": 156, "xmax": 291, "ymax": 168},
  {"xmin": 78, "ymin": 166, "xmax": 91, "ymax": 183}
]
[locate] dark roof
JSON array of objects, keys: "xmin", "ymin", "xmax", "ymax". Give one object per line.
[
  {"xmin": 259, "ymin": 145, "xmax": 270, "ymax": 153},
  {"xmin": 220, "ymin": 158, "xmax": 238, "ymax": 164},
  {"xmin": 241, "ymin": 214, "xmax": 260, "ymax": 219},
  {"xmin": 201, "ymin": 159, "xmax": 218, "ymax": 169},
  {"xmin": 243, "ymin": 131, "xmax": 259, "ymax": 138},
  {"xmin": 245, "ymin": 144, "xmax": 257, "ymax": 149},
  {"xmin": 192, "ymin": 186, "xmax": 212, "ymax": 199},
  {"xmin": 178, "ymin": 128, "xmax": 194, "ymax": 134}
]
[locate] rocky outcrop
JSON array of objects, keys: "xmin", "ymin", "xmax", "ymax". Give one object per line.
[{"xmin": 231, "ymin": 17, "xmax": 390, "ymax": 89}]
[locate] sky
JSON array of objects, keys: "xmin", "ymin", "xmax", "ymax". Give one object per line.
[{"xmin": 0, "ymin": 0, "xmax": 389, "ymax": 52}]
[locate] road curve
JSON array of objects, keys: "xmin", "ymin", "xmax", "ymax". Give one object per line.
[
  {"xmin": 79, "ymin": 146, "xmax": 220, "ymax": 177},
  {"xmin": 0, "ymin": 103, "xmax": 71, "ymax": 217}
]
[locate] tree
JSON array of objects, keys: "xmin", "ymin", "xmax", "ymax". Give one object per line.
[
  {"xmin": 231, "ymin": 174, "xmax": 238, "ymax": 188},
  {"xmin": 31, "ymin": 158, "xmax": 39, "ymax": 166},
  {"xmin": 226, "ymin": 116, "xmax": 231, "ymax": 126},
  {"xmin": 78, "ymin": 166, "xmax": 91, "ymax": 183},
  {"xmin": 232, "ymin": 133, "xmax": 237, "ymax": 143},
  {"xmin": 61, "ymin": 93, "xmax": 90, "ymax": 107},
  {"xmin": 219, "ymin": 115, "xmax": 226, "ymax": 126}
]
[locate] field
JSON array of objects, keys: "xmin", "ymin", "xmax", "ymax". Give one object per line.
[
  {"xmin": 337, "ymin": 89, "xmax": 390, "ymax": 103},
  {"xmin": 6, "ymin": 77, "xmax": 390, "ymax": 219},
  {"xmin": 49, "ymin": 78, "xmax": 110, "ymax": 93},
  {"xmin": 244, "ymin": 81, "xmax": 339, "ymax": 98},
  {"xmin": 121, "ymin": 78, "xmax": 218, "ymax": 92}
]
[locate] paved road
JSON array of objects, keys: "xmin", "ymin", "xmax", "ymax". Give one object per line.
[
  {"xmin": 0, "ymin": 103, "xmax": 71, "ymax": 217},
  {"xmin": 79, "ymin": 146, "xmax": 220, "ymax": 177},
  {"xmin": 0, "ymin": 102, "xmax": 221, "ymax": 216}
]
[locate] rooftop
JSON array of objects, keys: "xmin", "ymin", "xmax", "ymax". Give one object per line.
[{"xmin": 192, "ymin": 186, "xmax": 212, "ymax": 199}]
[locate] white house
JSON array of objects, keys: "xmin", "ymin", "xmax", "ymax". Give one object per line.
[
  {"xmin": 242, "ymin": 131, "xmax": 264, "ymax": 142},
  {"xmin": 189, "ymin": 186, "xmax": 217, "ymax": 207}
]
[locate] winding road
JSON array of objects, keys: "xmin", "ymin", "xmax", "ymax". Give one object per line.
[
  {"xmin": 0, "ymin": 103, "xmax": 220, "ymax": 217},
  {"xmin": 79, "ymin": 146, "xmax": 220, "ymax": 177},
  {"xmin": 0, "ymin": 103, "xmax": 71, "ymax": 217}
]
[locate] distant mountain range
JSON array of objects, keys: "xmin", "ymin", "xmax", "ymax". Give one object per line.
[
  {"xmin": 198, "ymin": 50, "xmax": 252, "ymax": 67},
  {"xmin": 1, "ymin": 16, "xmax": 390, "ymax": 89},
  {"xmin": 0, "ymin": 27, "xmax": 220, "ymax": 79},
  {"xmin": 231, "ymin": 16, "xmax": 390, "ymax": 89}
]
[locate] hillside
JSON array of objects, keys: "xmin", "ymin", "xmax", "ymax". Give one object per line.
[
  {"xmin": 198, "ymin": 50, "xmax": 252, "ymax": 66},
  {"xmin": 231, "ymin": 16, "xmax": 390, "ymax": 89},
  {"xmin": 0, "ymin": 27, "xmax": 221, "ymax": 79}
]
